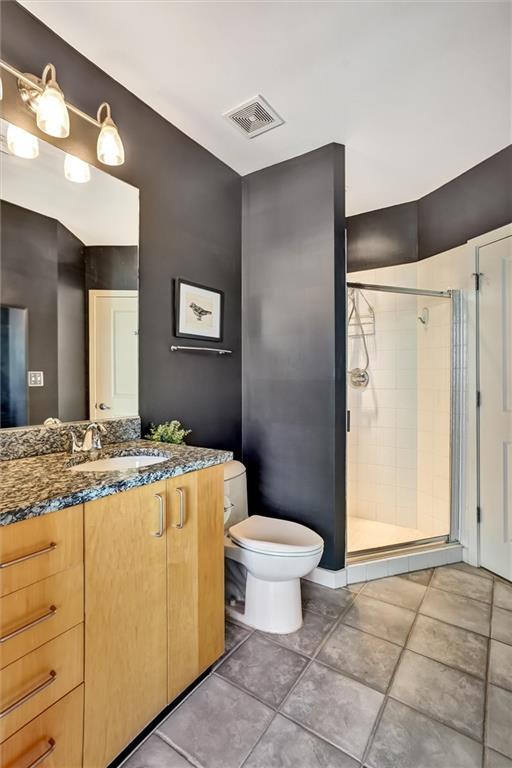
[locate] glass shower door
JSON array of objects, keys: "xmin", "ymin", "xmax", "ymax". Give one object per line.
[{"xmin": 346, "ymin": 282, "xmax": 455, "ymax": 556}]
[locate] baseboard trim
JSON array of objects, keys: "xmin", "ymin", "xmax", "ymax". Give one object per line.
[
  {"xmin": 347, "ymin": 543, "xmax": 463, "ymax": 584},
  {"xmin": 304, "ymin": 543, "xmax": 463, "ymax": 589},
  {"xmin": 303, "ymin": 566, "xmax": 347, "ymax": 589}
]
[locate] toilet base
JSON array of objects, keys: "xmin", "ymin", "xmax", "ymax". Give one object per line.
[{"xmin": 227, "ymin": 573, "xmax": 303, "ymax": 634}]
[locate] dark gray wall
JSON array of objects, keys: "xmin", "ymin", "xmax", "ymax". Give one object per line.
[
  {"xmin": 85, "ymin": 246, "xmax": 138, "ymax": 291},
  {"xmin": 347, "ymin": 144, "xmax": 512, "ymax": 271},
  {"xmin": 0, "ymin": 201, "xmax": 87, "ymax": 424},
  {"xmin": 418, "ymin": 145, "xmax": 512, "ymax": 259},
  {"xmin": 242, "ymin": 144, "xmax": 346, "ymax": 570},
  {"xmin": 57, "ymin": 222, "xmax": 87, "ymax": 421},
  {"xmin": 347, "ymin": 202, "xmax": 417, "ymax": 272},
  {"xmin": 1, "ymin": 0, "xmax": 242, "ymax": 454},
  {"xmin": 1, "ymin": 201, "xmax": 59, "ymax": 424}
]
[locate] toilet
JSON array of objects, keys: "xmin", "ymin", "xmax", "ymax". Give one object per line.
[{"xmin": 224, "ymin": 460, "xmax": 324, "ymax": 634}]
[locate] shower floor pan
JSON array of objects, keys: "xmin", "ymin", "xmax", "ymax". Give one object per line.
[{"xmin": 347, "ymin": 517, "xmax": 448, "ymax": 557}]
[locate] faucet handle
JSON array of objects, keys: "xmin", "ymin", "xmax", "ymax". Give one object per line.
[
  {"xmin": 85, "ymin": 422, "xmax": 107, "ymax": 450},
  {"xmin": 69, "ymin": 428, "xmax": 83, "ymax": 453}
]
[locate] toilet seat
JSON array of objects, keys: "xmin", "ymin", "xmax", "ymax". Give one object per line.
[{"xmin": 229, "ymin": 515, "xmax": 323, "ymax": 557}]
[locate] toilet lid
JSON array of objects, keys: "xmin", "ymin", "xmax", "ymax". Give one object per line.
[{"xmin": 229, "ymin": 515, "xmax": 324, "ymax": 556}]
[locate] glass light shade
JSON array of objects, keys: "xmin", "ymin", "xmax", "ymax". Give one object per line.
[
  {"xmin": 36, "ymin": 83, "xmax": 70, "ymax": 138},
  {"xmin": 64, "ymin": 153, "xmax": 91, "ymax": 183},
  {"xmin": 97, "ymin": 119, "xmax": 125, "ymax": 166},
  {"xmin": 6, "ymin": 124, "xmax": 39, "ymax": 159}
]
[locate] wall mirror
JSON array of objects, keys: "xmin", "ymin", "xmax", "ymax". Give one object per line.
[{"xmin": 0, "ymin": 119, "xmax": 140, "ymax": 428}]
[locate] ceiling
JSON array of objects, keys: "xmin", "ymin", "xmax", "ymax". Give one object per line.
[
  {"xmin": 1, "ymin": 120, "xmax": 139, "ymax": 245},
  {"xmin": 21, "ymin": 1, "xmax": 511, "ymax": 216}
]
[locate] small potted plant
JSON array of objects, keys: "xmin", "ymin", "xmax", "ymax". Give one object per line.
[{"xmin": 145, "ymin": 420, "xmax": 191, "ymax": 445}]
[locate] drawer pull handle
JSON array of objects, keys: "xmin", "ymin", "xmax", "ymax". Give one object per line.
[
  {"xmin": 0, "ymin": 670, "xmax": 57, "ymax": 718},
  {"xmin": 0, "ymin": 542, "xmax": 57, "ymax": 569},
  {"xmin": 26, "ymin": 738, "xmax": 56, "ymax": 768},
  {"xmin": 152, "ymin": 493, "xmax": 166, "ymax": 538},
  {"xmin": 173, "ymin": 488, "xmax": 185, "ymax": 529},
  {"xmin": 0, "ymin": 606, "xmax": 57, "ymax": 644}
]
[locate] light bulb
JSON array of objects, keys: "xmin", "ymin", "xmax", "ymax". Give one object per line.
[
  {"xmin": 36, "ymin": 64, "xmax": 69, "ymax": 138},
  {"xmin": 64, "ymin": 153, "xmax": 90, "ymax": 183},
  {"xmin": 96, "ymin": 102, "xmax": 125, "ymax": 166},
  {"xmin": 6, "ymin": 124, "xmax": 39, "ymax": 159}
]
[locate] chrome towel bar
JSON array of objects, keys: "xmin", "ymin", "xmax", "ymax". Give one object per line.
[{"xmin": 170, "ymin": 345, "xmax": 232, "ymax": 355}]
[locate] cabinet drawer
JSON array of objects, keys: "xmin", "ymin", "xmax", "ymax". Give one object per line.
[
  {"xmin": 0, "ymin": 624, "xmax": 83, "ymax": 742},
  {"xmin": 0, "ymin": 565, "xmax": 84, "ymax": 669},
  {"xmin": 0, "ymin": 507, "xmax": 83, "ymax": 597},
  {"xmin": 0, "ymin": 685, "xmax": 83, "ymax": 768}
]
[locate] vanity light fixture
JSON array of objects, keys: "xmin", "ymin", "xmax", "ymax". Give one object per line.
[
  {"xmin": 64, "ymin": 153, "xmax": 91, "ymax": 183},
  {"xmin": 6, "ymin": 123, "xmax": 39, "ymax": 159},
  {"xmin": 0, "ymin": 58, "xmax": 126, "ymax": 166},
  {"xmin": 96, "ymin": 102, "xmax": 125, "ymax": 166},
  {"xmin": 35, "ymin": 64, "xmax": 69, "ymax": 138}
]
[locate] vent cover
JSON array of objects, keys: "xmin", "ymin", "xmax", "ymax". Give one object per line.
[{"xmin": 224, "ymin": 95, "xmax": 284, "ymax": 139}]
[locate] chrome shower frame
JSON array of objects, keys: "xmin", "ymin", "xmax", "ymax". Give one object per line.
[{"xmin": 346, "ymin": 281, "xmax": 463, "ymax": 555}]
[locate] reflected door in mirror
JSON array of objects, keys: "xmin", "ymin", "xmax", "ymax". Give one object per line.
[{"xmin": 89, "ymin": 291, "xmax": 138, "ymax": 420}]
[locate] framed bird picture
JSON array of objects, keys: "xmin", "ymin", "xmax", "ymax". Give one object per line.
[{"xmin": 174, "ymin": 278, "xmax": 224, "ymax": 342}]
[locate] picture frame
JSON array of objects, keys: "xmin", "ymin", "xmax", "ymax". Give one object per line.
[{"xmin": 173, "ymin": 278, "xmax": 224, "ymax": 342}]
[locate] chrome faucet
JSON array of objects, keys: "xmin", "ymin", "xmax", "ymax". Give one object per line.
[{"xmin": 70, "ymin": 422, "xmax": 107, "ymax": 453}]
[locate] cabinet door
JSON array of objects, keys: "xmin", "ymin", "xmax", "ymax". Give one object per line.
[
  {"xmin": 167, "ymin": 465, "xmax": 225, "ymax": 701},
  {"xmin": 84, "ymin": 482, "xmax": 167, "ymax": 768}
]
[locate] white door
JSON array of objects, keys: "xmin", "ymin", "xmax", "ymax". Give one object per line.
[
  {"xmin": 479, "ymin": 233, "xmax": 512, "ymax": 580},
  {"xmin": 89, "ymin": 290, "xmax": 138, "ymax": 420}
]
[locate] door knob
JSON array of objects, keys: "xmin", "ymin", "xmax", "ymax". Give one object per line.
[{"xmin": 97, "ymin": 403, "xmax": 111, "ymax": 410}]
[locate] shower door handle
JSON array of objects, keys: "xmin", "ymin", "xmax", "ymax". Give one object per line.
[{"xmin": 347, "ymin": 410, "xmax": 351, "ymax": 433}]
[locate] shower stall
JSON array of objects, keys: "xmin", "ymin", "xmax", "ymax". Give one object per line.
[{"xmin": 346, "ymin": 280, "xmax": 462, "ymax": 556}]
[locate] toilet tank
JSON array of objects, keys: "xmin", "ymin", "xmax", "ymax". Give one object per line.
[{"xmin": 223, "ymin": 460, "xmax": 248, "ymax": 529}]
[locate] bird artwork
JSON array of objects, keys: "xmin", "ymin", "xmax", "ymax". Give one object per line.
[{"xmin": 189, "ymin": 301, "xmax": 212, "ymax": 322}]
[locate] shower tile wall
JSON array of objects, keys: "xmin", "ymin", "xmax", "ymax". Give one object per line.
[
  {"xmin": 416, "ymin": 293, "xmax": 451, "ymax": 536},
  {"xmin": 348, "ymin": 264, "xmax": 420, "ymax": 532}
]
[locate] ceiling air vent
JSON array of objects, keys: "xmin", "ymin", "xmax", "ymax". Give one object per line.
[{"xmin": 224, "ymin": 95, "xmax": 284, "ymax": 139}]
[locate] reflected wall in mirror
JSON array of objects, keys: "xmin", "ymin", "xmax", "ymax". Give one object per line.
[{"xmin": 0, "ymin": 120, "xmax": 140, "ymax": 428}]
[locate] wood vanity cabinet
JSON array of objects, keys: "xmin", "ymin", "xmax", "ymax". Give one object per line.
[
  {"xmin": 84, "ymin": 464, "xmax": 225, "ymax": 767},
  {"xmin": 0, "ymin": 507, "xmax": 84, "ymax": 768},
  {"xmin": 167, "ymin": 465, "xmax": 225, "ymax": 700},
  {"xmin": 0, "ymin": 463, "xmax": 225, "ymax": 768},
  {"xmin": 83, "ymin": 480, "xmax": 168, "ymax": 768}
]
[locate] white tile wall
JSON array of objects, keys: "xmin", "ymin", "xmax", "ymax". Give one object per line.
[
  {"xmin": 415, "ymin": 292, "xmax": 451, "ymax": 536},
  {"xmin": 348, "ymin": 264, "xmax": 419, "ymax": 530}
]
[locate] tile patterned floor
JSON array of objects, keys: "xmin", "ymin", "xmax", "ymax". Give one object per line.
[{"xmin": 122, "ymin": 563, "xmax": 512, "ymax": 768}]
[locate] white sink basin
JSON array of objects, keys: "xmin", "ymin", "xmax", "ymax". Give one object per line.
[{"xmin": 70, "ymin": 455, "xmax": 168, "ymax": 472}]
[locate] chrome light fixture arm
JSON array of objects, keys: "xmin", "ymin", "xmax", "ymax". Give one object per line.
[{"xmin": 0, "ymin": 58, "xmax": 125, "ymax": 165}]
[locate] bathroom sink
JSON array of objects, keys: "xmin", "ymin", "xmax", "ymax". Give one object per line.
[{"xmin": 69, "ymin": 455, "xmax": 168, "ymax": 472}]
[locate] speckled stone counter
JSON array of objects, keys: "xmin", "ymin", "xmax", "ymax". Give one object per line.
[{"xmin": 0, "ymin": 440, "xmax": 233, "ymax": 525}]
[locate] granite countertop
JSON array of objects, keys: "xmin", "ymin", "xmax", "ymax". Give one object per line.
[{"xmin": 0, "ymin": 440, "xmax": 233, "ymax": 525}]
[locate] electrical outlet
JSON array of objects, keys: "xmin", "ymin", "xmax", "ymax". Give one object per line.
[{"xmin": 28, "ymin": 371, "xmax": 44, "ymax": 387}]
